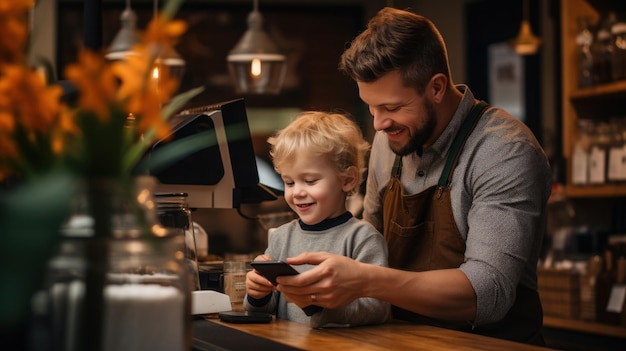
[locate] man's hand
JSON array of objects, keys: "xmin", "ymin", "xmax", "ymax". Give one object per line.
[{"xmin": 276, "ymin": 252, "xmax": 368, "ymax": 309}]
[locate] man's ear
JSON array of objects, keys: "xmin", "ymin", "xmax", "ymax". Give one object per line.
[{"xmin": 428, "ymin": 73, "xmax": 448, "ymax": 104}]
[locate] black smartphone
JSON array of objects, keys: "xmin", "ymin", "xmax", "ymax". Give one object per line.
[
  {"xmin": 250, "ymin": 260, "xmax": 299, "ymax": 286},
  {"xmin": 250, "ymin": 261, "xmax": 323, "ymax": 316},
  {"xmin": 218, "ymin": 311, "xmax": 273, "ymax": 324}
]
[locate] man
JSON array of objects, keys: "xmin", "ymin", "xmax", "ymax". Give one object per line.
[{"xmin": 276, "ymin": 7, "xmax": 551, "ymax": 345}]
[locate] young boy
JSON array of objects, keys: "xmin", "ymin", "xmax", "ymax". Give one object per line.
[{"xmin": 244, "ymin": 111, "xmax": 390, "ymax": 328}]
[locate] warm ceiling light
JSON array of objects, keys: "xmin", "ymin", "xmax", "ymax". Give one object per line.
[
  {"xmin": 511, "ymin": 20, "xmax": 542, "ymax": 55},
  {"xmin": 510, "ymin": 0, "xmax": 541, "ymax": 55},
  {"xmin": 106, "ymin": 0, "xmax": 140, "ymax": 61},
  {"xmin": 226, "ymin": 0, "xmax": 287, "ymax": 94},
  {"xmin": 149, "ymin": 0, "xmax": 186, "ymax": 85}
]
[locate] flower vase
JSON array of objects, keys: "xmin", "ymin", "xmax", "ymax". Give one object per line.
[{"xmin": 32, "ymin": 176, "xmax": 193, "ymax": 351}]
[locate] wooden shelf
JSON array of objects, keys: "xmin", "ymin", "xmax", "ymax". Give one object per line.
[
  {"xmin": 543, "ymin": 316, "xmax": 626, "ymax": 339},
  {"xmin": 564, "ymin": 184, "xmax": 626, "ymax": 198},
  {"xmin": 586, "ymin": 0, "xmax": 626, "ymax": 13},
  {"xmin": 569, "ymin": 80, "xmax": 626, "ymax": 100}
]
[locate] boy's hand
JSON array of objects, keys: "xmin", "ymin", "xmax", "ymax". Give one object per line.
[{"xmin": 245, "ymin": 255, "xmax": 275, "ymax": 298}]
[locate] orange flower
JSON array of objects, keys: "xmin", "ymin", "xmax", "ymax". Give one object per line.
[
  {"xmin": 0, "ymin": 0, "xmax": 199, "ymax": 181},
  {"xmin": 143, "ymin": 14, "xmax": 187, "ymax": 52},
  {"xmin": 51, "ymin": 106, "xmax": 79, "ymax": 155},
  {"xmin": 0, "ymin": 120, "xmax": 18, "ymax": 158},
  {"xmin": 112, "ymin": 53, "xmax": 151, "ymax": 102},
  {"xmin": 0, "ymin": 64, "xmax": 69, "ymax": 159},
  {"xmin": 0, "ymin": 0, "xmax": 34, "ymax": 64},
  {"xmin": 110, "ymin": 13, "xmax": 186, "ymax": 140},
  {"xmin": 0, "ymin": 0, "xmax": 34, "ymax": 12},
  {"xmin": 64, "ymin": 50, "xmax": 119, "ymax": 122}
]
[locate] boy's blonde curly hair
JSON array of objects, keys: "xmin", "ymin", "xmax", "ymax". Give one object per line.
[{"xmin": 268, "ymin": 111, "xmax": 370, "ymax": 195}]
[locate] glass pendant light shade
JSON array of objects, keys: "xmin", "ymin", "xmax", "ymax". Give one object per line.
[
  {"xmin": 149, "ymin": 0, "xmax": 186, "ymax": 87},
  {"xmin": 227, "ymin": 1, "xmax": 287, "ymax": 94},
  {"xmin": 151, "ymin": 46, "xmax": 186, "ymax": 86},
  {"xmin": 106, "ymin": 1, "xmax": 140, "ymax": 61}
]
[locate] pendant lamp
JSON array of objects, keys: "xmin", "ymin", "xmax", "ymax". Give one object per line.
[
  {"xmin": 510, "ymin": 0, "xmax": 541, "ymax": 55},
  {"xmin": 227, "ymin": 0, "xmax": 287, "ymax": 94},
  {"xmin": 150, "ymin": 0, "xmax": 186, "ymax": 85},
  {"xmin": 106, "ymin": 0, "xmax": 140, "ymax": 61}
]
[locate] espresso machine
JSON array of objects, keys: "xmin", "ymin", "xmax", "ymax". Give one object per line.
[
  {"xmin": 142, "ymin": 98, "xmax": 281, "ymax": 314},
  {"xmin": 145, "ymin": 98, "xmax": 278, "ymax": 209}
]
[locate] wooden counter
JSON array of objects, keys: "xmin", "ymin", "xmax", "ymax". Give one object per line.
[{"xmin": 194, "ymin": 316, "xmax": 555, "ymax": 351}]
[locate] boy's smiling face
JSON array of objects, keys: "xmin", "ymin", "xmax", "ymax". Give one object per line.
[{"xmin": 280, "ymin": 152, "xmax": 351, "ymax": 225}]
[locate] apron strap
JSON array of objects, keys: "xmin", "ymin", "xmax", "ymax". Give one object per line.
[
  {"xmin": 390, "ymin": 100, "xmax": 489, "ymax": 184},
  {"xmin": 437, "ymin": 101, "xmax": 489, "ymax": 187},
  {"xmin": 391, "ymin": 153, "xmax": 402, "ymax": 178}
]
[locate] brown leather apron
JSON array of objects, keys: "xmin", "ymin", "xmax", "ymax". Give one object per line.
[{"xmin": 382, "ymin": 101, "xmax": 544, "ymax": 345}]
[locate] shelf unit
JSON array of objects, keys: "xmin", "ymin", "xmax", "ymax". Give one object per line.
[
  {"xmin": 561, "ymin": 0, "xmax": 626, "ymax": 198},
  {"xmin": 553, "ymin": 0, "xmax": 626, "ymax": 342}
]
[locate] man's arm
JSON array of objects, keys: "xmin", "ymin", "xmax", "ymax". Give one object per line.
[{"xmin": 279, "ymin": 252, "xmax": 477, "ymax": 322}]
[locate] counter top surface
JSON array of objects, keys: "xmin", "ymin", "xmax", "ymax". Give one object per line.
[{"xmin": 194, "ymin": 315, "xmax": 554, "ymax": 351}]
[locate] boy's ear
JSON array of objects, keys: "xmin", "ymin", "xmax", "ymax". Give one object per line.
[{"xmin": 342, "ymin": 166, "xmax": 359, "ymax": 193}]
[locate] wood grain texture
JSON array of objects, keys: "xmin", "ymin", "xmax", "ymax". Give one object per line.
[{"xmin": 202, "ymin": 316, "xmax": 555, "ymax": 351}]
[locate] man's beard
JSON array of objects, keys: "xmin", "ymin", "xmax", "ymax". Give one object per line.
[{"xmin": 388, "ymin": 100, "xmax": 437, "ymax": 157}]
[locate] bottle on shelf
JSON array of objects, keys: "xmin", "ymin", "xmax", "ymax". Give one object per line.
[
  {"xmin": 592, "ymin": 11, "xmax": 617, "ymax": 85},
  {"xmin": 596, "ymin": 248, "xmax": 618, "ymax": 324},
  {"xmin": 588, "ymin": 122, "xmax": 611, "ymax": 185},
  {"xmin": 618, "ymin": 257, "xmax": 626, "ymax": 326},
  {"xmin": 576, "ymin": 16, "xmax": 595, "ymax": 88},
  {"xmin": 611, "ymin": 19, "xmax": 626, "ymax": 82},
  {"xmin": 620, "ymin": 118, "xmax": 626, "ymax": 182},
  {"xmin": 603, "ymin": 253, "xmax": 626, "ymax": 326},
  {"xmin": 571, "ymin": 119, "xmax": 594, "ymax": 185},
  {"xmin": 580, "ymin": 255, "xmax": 603, "ymax": 321},
  {"xmin": 607, "ymin": 117, "xmax": 626, "ymax": 183},
  {"xmin": 546, "ymin": 183, "xmax": 575, "ymax": 265}
]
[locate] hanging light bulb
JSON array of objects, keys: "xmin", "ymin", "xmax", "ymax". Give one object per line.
[
  {"xmin": 106, "ymin": 0, "xmax": 140, "ymax": 61},
  {"xmin": 150, "ymin": 49, "xmax": 186, "ymax": 89},
  {"xmin": 227, "ymin": 0, "xmax": 287, "ymax": 94},
  {"xmin": 149, "ymin": 0, "xmax": 186, "ymax": 88},
  {"xmin": 510, "ymin": 0, "xmax": 541, "ymax": 55}
]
